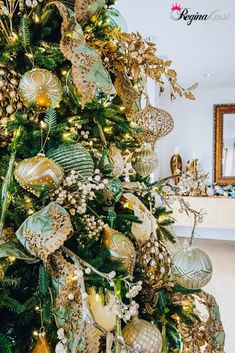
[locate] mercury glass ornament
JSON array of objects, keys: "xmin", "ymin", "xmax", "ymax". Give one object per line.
[
  {"xmin": 103, "ymin": 225, "xmax": 136, "ymax": 275},
  {"xmin": 131, "ymin": 102, "xmax": 174, "ymax": 143},
  {"xmin": 14, "ymin": 154, "xmax": 64, "ymax": 195},
  {"xmin": 131, "ymin": 144, "xmax": 158, "ymax": 177},
  {"xmin": 171, "ymin": 246, "xmax": 213, "ymax": 290},
  {"xmin": 19, "ymin": 68, "xmax": 62, "ymax": 110},
  {"xmin": 122, "ymin": 317, "xmax": 162, "ymax": 353},
  {"xmin": 48, "ymin": 143, "xmax": 94, "ymax": 180}
]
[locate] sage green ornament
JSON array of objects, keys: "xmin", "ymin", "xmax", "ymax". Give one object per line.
[
  {"xmin": 15, "ymin": 202, "xmax": 73, "ymax": 261},
  {"xmin": 106, "ymin": 8, "xmax": 128, "ymax": 32},
  {"xmin": 171, "ymin": 246, "xmax": 213, "ymax": 290},
  {"xmin": 99, "ymin": 149, "xmax": 113, "ymax": 177},
  {"xmin": 47, "ymin": 143, "xmax": 94, "ymax": 180}
]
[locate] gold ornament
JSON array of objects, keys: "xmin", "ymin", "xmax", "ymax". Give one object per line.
[
  {"xmin": 103, "ymin": 225, "xmax": 136, "ymax": 275},
  {"xmin": 131, "ymin": 144, "xmax": 158, "ymax": 177},
  {"xmin": 121, "ymin": 193, "xmax": 156, "ymax": 244},
  {"xmin": 19, "ymin": 68, "xmax": 62, "ymax": 110},
  {"xmin": 88, "ymin": 288, "xmax": 116, "ymax": 331},
  {"xmin": 139, "ymin": 233, "xmax": 171, "ymax": 290},
  {"xmin": 131, "ymin": 102, "xmax": 174, "ymax": 144},
  {"xmin": 171, "ymin": 246, "xmax": 213, "ymax": 290},
  {"xmin": 30, "ymin": 332, "xmax": 51, "ymax": 353},
  {"xmin": 122, "ymin": 317, "xmax": 162, "ymax": 353},
  {"xmin": 14, "ymin": 154, "xmax": 64, "ymax": 195}
]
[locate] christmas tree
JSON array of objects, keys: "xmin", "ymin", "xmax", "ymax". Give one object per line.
[{"xmin": 0, "ymin": 1, "xmax": 225, "ymax": 352}]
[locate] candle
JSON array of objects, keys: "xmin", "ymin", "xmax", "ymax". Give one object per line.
[{"xmin": 174, "ymin": 146, "xmax": 179, "ymax": 155}]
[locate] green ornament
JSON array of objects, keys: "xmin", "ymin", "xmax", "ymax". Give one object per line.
[
  {"xmin": 99, "ymin": 149, "xmax": 113, "ymax": 177},
  {"xmin": 106, "ymin": 8, "xmax": 128, "ymax": 32},
  {"xmin": 107, "ymin": 178, "xmax": 122, "ymax": 202},
  {"xmin": 47, "ymin": 143, "xmax": 94, "ymax": 180},
  {"xmin": 105, "ymin": 207, "xmax": 117, "ymax": 228}
]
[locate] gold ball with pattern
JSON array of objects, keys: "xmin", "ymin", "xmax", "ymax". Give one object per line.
[
  {"xmin": 103, "ymin": 225, "xmax": 136, "ymax": 275},
  {"xmin": 14, "ymin": 154, "xmax": 64, "ymax": 196},
  {"xmin": 131, "ymin": 103, "xmax": 174, "ymax": 143},
  {"xmin": 19, "ymin": 68, "xmax": 62, "ymax": 110},
  {"xmin": 139, "ymin": 233, "xmax": 171, "ymax": 289},
  {"xmin": 122, "ymin": 317, "xmax": 162, "ymax": 353},
  {"xmin": 131, "ymin": 144, "xmax": 158, "ymax": 177}
]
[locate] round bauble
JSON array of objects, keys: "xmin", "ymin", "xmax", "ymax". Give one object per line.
[
  {"xmin": 14, "ymin": 154, "xmax": 64, "ymax": 195},
  {"xmin": 103, "ymin": 225, "xmax": 136, "ymax": 275},
  {"xmin": 47, "ymin": 143, "xmax": 94, "ymax": 181},
  {"xmin": 131, "ymin": 103, "xmax": 174, "ymax": 144},
  {"xmin": 131, "ymin": 144, "xmax": 158, "ymax": 177},
  {"xmin": 105, "ymin": 8, "xmax": 128, "ymax": 32},
  {"xmin": 88, "ymin": 288, "xmax": 116, "ymax": 331},
  {"xmin": 171, "ymin": 246, "xmax": 213, "ymax": 290},
  {"xmin": 122, "ymin": 317, "xmax": 162, "ymax": 353},
  {"xmin": 19, "ymin": 68, "xmax": 62, "ymax": 110}
]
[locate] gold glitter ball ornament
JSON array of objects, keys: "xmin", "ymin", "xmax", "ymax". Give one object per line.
[
  {"xmin": 122, "ymin": 317, "xmax": 162, "ymax": 353},
  {"xmin": 131, "ymin": 144, "xmax": 158, "ymax": 177},
  {"xmin": 14, "ymin": 154, "xmax": 64, "ymax": 196},
  {"xmin": 171, "ymin": 246, "xmax": 213, "ymax": 290},
  {"xmin": 19, "ymin": 68, "xmax": 62, "ymax": 110},
  {"xmin": 103, "ymin": 225, "xmax": 136, "ymax": 275},
  {"xmin": 131, "ymin": 102, "xmax": 174, "ymax": 143}
]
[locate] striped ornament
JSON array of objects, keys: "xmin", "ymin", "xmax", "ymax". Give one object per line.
[
  {"xmin": 47, "ymin": 143, "xmax": 94, "ymax": 181},
  {"xmin": 14, "ymin": 155, "xmax": 64, "ymax": 195},
  {"xmin": 171, "ymin": 247, "xmax": 213, "ymax": 290}
]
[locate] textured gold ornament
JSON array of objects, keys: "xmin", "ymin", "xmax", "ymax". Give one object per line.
[
  {"xmin": 30, "ymin": 332, "xmax": 51, "ymax": 353},
  {"xmin": 14, "ymin": 155, "xmax": 64, "ymax": 195},
  {"xmin": 171, "ymin": 246, "xmax": 213, "ymax": 290},
  {"xmin": 131, "ymin": 144, "xmax": 158, "ymax": 177},
  {"xmin": 19, "ymin": 68, "xmax": 62, "ymax": 110},
  {"xmin": 88, "ymin": 288, "xmax": 116, "ymax": 331},
  {"xmin": 139, "ymin": 233, "xmax": 171, "ymax": 290},
  {"xmin": 122, "ymin": 317, "xmax": 162, "ymax": 353},
  {"xmin": 103, "ymin": 225, "xmax": 136, "ymax": 275},
  {"xmin": 131, "ymin": 102, "xmax": 174, "ymax": 143},
  {"xmin": 109, "ymin": 145, "xmax": 125, "ymax": 177}
]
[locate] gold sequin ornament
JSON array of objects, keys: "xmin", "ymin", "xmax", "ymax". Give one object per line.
[
  {"xmin": 14, "ymin": 154, "xmax": 64, "ymax": 196},
  {"xmin": 30, "ymin": 331, "xmax": 51, "ymax": 353},
  {"xmin": 122, "ymin": 317, "xmax": 162, "ymax": 353},
  {"xmin": 139, "ymin": 233, "xmax": 171, "ymax": 289},
  {"xmin": 103, "ymin": 225, "xmax": 136, "ymax": 275},
  {"xmin": 131, "ymin": 144, "xmax": 158, "ymax": 177},
  {"xmin": 19, "ymin": 68, "xmax": 62, "ymax": 110},
  {"xmin": 131, "ymin": 102, "xmax": 174, "ymax": 144}
]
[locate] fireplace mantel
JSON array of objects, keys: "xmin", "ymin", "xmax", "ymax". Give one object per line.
[{"xmin": 172, "ymin": 196, "xmax": 235, "ymax": 241}]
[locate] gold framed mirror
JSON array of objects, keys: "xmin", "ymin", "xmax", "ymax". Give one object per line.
[{"xmin": 214, "ymin": 104, "xmax": 235, "ymax": 185}]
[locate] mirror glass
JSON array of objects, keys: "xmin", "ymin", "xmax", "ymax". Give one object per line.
[{"xmin": 223, "ymin": 114, "xmax": 235, "ymax": 176}]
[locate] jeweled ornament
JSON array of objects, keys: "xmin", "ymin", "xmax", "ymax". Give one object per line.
[
  {"xmin": 171, "ymin": 246, "xmax": 213, "ymax": 290},
  {"xmin": 19, "ymin": 68, "xmax": 62, "ymax": 110},
  {"xmin": 131, "ymin": 102, "xmax": 174, "ymax": 144},
  {"xmin": 131, "ymin": 144, "xmax": 158, "ymax": 177},
  {"xmin": 88, "ymin": 288, "xmax": 116, "ymax": 331},
  {"xmin": 103, "ymin": 225, "xmax": 136, "ymax": 275},
  {"xmin": 122, "ymin": 317, "xmax": 162, "ymax": 353},
  {"xmin": 14, "ymin": 154, "xmax": 64, "ymax": 196},
  {"xmin": 47, "ymin": 143, "xmax": 94, "ymax": 180}
]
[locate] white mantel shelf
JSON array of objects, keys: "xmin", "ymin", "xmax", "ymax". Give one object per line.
[{"xmin": 172, "ymin": 197, "xmax": 235, "ymax": 242}]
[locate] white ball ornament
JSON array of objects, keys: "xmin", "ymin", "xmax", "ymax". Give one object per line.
[{"xmin": 171, "ymin": 246, "xmax": 213, "ymax": 290}]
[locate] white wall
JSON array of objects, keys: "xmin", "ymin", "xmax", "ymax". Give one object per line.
[{"xmin": 157, "ymin": 85, "xmax": 235, "ymax": 182}]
